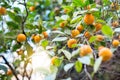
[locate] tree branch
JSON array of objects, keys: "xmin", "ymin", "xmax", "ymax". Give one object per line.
[
  {"xmin": 84, "ymin": 65, "xmax": 92, "ymax": 80},
  {"xmin": 0, "ymin": 55, "xmax": 19, "ymax": 80},
  {"xmin": 21, "ymin": 0, "xmax": 29, "ymax": 35}
]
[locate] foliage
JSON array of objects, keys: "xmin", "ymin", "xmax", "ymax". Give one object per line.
[{"xmin": 0, "ymin": 0, "xmax": 120, "ymax": 80}]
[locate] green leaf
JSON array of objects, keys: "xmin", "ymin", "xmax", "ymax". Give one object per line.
[
  {"xmin": 94, "ymin": 57, "xmax": 102, "ymax": 73},
  {"xmin": 75, "ymin": 61, "xmax": 82, "ymax": 73},
  {"xmin": 53, "ymin": 57, "xmax": 63, "ymax": 67},
  {"xmin": 25, "ymin": 42, "xmax": 33, "ymax": 57},
  {"xmin": 7, "ymin": 21, "xmax": 19, "ymax": 30},
  {"xmin": 72, "ymin": 48, "xmax": 80, "ymax": 57},
  {"xmin": 64, "ymin": 63, "xmax": 74, "ymax": 72},
  {"xmin": 0, "ymin": 64, "xmax": 8, "ymax": 73},
  {"xmin": 7, "ymin": 11, "xmax": 15, "ymax": 21},
  {"xmin": 62, "ymin": 50, "xmax": 72, "ymax": 60},
  {"xmin": 114, "ymin": 28, "xmax": 120, "ymax": 33},
  {"xmin": 73, "ymin": 0, "xmax": 89, "ymax": 7},
  {"xmin": 78, "ymin": 56, "xmax": 91, "ymax": 65},
  {"xmin": 41, "ymin": 40, "xmax": 49, "ymax": 48},
  {"xmin": 102, "ymin": 25, "xmax": 113, "ymax": 37},
  {"xmin": 70, "ymin": 16, "xmax": 82, "ymax": 24},
  {"xmin": 89, "ymin": 36, "xmax": 96, "ymax": 43},
  {"xmin": 52, "ymin": 37, "xmax": 68, "ymax": 42}
]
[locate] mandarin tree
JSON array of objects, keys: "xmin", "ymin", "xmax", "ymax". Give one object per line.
[{"xmin": 0, "ymin": 0, "xmax": 120, "ymax": 80}]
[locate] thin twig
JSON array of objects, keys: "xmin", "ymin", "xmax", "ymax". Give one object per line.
[
  {"xmin": 84, "ymin": 65, "xmax": 92, "ymax": 80},
  {"xmin": 21, "ymin": 0, "xmax": 29, "ymax": 34},
  {"xmin": 0, "ymin": 55, "xmax": 19, "ymax": 80}
]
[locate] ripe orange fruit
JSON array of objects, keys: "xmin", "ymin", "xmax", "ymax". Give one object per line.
[
  {"xmin": 96, "ymin": 35, "xmax": 104, "ymax": 41},
  {"xmin": 80, "ymin": 45, "xmax": 93, "ymax": 57},
  {"xmin": 67, "ymin": 39, "xmax": 77, "ymax": 48},
  {"xmin": 112, "ymin": 39, "xmax": 120, "ymax": 47},
  {"xmin": 84, "ymin": 13, "xmax": 95, "ymax": 25},
  {"xmin": 29, "ymin": 6, "xmax": 35, "ymax": 11},
  {"xmin": 71, "ymin": 29, "xmax": 80, "ymax": 37},
  {"xmin": 0, "ymin": 7, "xmax": 6, "ymax": 15},
  {"xmin": 51, "ymin": 56, "xmax": 58, "ymax": 65},
  {"xmin": 33, "ymin": 35, "xmax": 42, "ymax": 43},
  {"xmin": 94, "ymin": 23, "xmax": 102, "ymax": 31},
  {"xmin": 60, "ymin": 21, "xmax": 67, "ymax": 28},
  {"xmin": 17, "ymin": 34, "xmax": 26, "ymax": 42},
  {"xmin": 84, "ymin": 31, "xmax": 91, "ymax": 39},
  {"xmin": 98, "ymin": 46, "xmax": 105, "ymax": 51},
  {"xmin": 112, "ymin": 21, "xmax": 119, "ymax": 27},
  {"xmin": 42, "ymin": 31, "xmax": 48, "ymax": 38},
  {"xmin": 7, "ymin": 69, "xmax": 12, "ymax": 75},
  {"xmin": 77, "ymin": 25, "xmax": 84, "ymax": 32},
  {"xmin": 17, "ymin": 49, "xmax": 24, "ymax": 55},
  {"xmin": 98, "ymin": 48, "xmax": 113, "ymax": 61}
]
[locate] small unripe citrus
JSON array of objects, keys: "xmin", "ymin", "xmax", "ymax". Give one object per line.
[
  {"xmin": 7, "ymin": 69, "xmax": 12, "ymax": 75},
  {"xmin": 17, "ymin": 49, "xmax": 24, "ymax": 55},
  {"xmin": 98, "ymin": 48, "xmax": 113, "ymax": 61},
  {"xmin": 112, "ymin": 21, "xmax": 119, "ymax": 27},
  {"xmin": 67, "ymin": 39, "xmax": 77, "ymax": 48},
  {"xmin": 0, "ymin": 7, "xmax": 6, "ymax": 15},
  {"xmin": 60, "ymin": 21, "xmax": 67, "ymax": 28},
  {"xmin": 77, "ymin": 25, "xmax": 84, "ymax": 32},
  {"xmin": 84, "ymin": 31, "xmax": 91, "ymax": 39},
  {"xmin": 33, "ymin": 35, "xmax": 42, "ymax": 43},
  {"xmin": 80, "ymin": 45, "xmax": 93, "ymax": 57},
  {"xmin": 94, "ymin": 23, "xmax": 102, "ymax": 31},
  {"xmin": 112, "ymin": 39, "xmax": 120, "ymax": 47},
  {"xmin": 84, "ymin": 5, "xmax": 91, "ymax": 10},
  {"xmin": 17, "ymin": 34, "xmax": 26, "ymax": 42},
  {"xmin": 42, "ymin": 31, "xmax": 48, "ymax": 38},
  {"xmin": 96, "ymin": 35, "xmax": 104, "ymax": 41},
  {"xmin": 71, "ymin": 29, "xmax": 80, "ymax": 37},
  {"xmin": 51, "ymin": 56, "xmax": 58, "ymax": 65},
  {"xmin": 29, "ymin": 6, "xmax": 35, "ymax": 11},
  {"xmin": 84, "ymin": 13, "xmax": 95, "ymax": 25}
]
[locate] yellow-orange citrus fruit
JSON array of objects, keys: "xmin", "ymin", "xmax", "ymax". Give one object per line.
[
  {"xmin": 84, "ymin": 13, "xmax": 95, "ymax": 25},
  {"xmin": 52, "ymin": 27, "xmax": 58, "ymax": 31},
  {"xmin": 17, "ymin": 34, "xmax": 26, "ymax": 42},
  {"xmin": 29, "ymin": 6, "xmax": 35, "ymax": 11},
  {"xmin": 77, "ymin": 25, "xmax": 84, "ymax": 32},
  {"xmin": 112, "ymin": 39, "xmax": 120, "ymax": 47},
  {"xmin": 98, "ymin": 46, "xmax": 105, "ymax": 51},
  {"xmin": 112, "ymin": 21, "xmax": 119, "ymax": 27},
  {"xmin": 33, "ymin": 35, "xmax": 42, "ymax": 43},
  {"xmin": 17, "ymin": 49, "xmax": 24, "ymax": 55},
  {"xmin": 94, "ymin": 23, "xmax": 102, "ymax": 31},
  {"xmin": 51, "ymin": 56, "xmax": 58, "ymax": 65},
  {"xmin": 98, "ymin": 48, "xmax": 113, "ymax": 61},
  {"xmin": 96, "ymin": 35, "xmax": 104, "ymax": 41},
  {"xmin": 7, "ymin": 69, "xmax": 12, "ymax": 75},
  {"xmin": 64, "ymin": 9, "xmax": 69, "ymax": 13},
  {"xmin": 84, "ymin": 5, "xmax": 91, "ymax": 10},
  {"xmin": 71, "ymin": 29, "xmax": 80, "ymax": 37},
  {"xmin": 84, "ymin": 31, "xmax": 91, "ymax": 39},
  {"xmin": 0, "ymin": 7, "xmax": 6, "ymax": 15},
  {"xmin": 80, "ymin": 45, "xmax": 93, "ymax": 57},
  {"xmin": 67, "ymin": 39, "xmax": 77, "ymax": 48},
  {"xmin": 60, "ymin": 21, "xmax": 67, "ymax": 28},
  {"xmin": 42, "ymin": 31, "xmax": 48, "ymax": 38}
]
